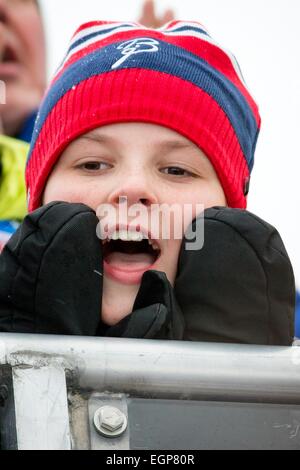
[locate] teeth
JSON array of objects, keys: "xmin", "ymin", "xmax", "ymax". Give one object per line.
[
  {"xmin": 152, "ymin": 242, "xmax": 160, "ymax": 251},
  {"xmin": 108, "ymin": 230, "xmax": 145, "ymax": 242},
  {"xmin": 111, "ymin": 231, "xmax": 118, "ymax": 240},
  {"xmin": 101, "ymin": 230, "xmax": 160, "ymax": 250},
  {"xmin": 147, "ymin": 239, "xmax": 159, "ymax": 251}
]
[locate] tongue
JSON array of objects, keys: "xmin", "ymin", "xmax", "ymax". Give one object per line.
[{"xmin": 105, "ymin": 251, "xmax": 155, "ymax": 270}]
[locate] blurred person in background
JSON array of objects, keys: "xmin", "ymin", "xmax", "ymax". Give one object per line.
[
  {"xmin": 0, "ymin": 0, "xmax": 46, "ymax": 141},
  {"xmin": 0, "ymin": 0, "xmax": 175, "ymax": 251},
  {"xmin": 0, "ymin": 0, "xmax": 46, "ymax": 249}
]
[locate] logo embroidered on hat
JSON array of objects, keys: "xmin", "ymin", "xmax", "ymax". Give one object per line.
[{"xmin": 112, "ymin": 38, "xmax": 160, "ymax": 69}]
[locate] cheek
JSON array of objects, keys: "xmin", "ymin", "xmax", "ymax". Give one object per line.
[
  {"xmin": 43, "ymin": 174, "xmax": 108, "ymax": 210},
  {"xmin": 167, "ymin": 240, "xmax": 182, "ymax": 286},
  {"xmin": 160, "ymin": 183, "xmax": 226, "ymax": 236},
  {"xmin": 161, "ymin": 238, "xmax": 182, "ymax": 286},
  {"xmin": 203, "ymin": 185, "xmax": 227, "ymax": 208},
  {"xmin": 42, "ymin": 178, "xmax": 77, "ymax": 206},
  {"xmin": 176, "ymin": 182, "xmax": 226, "ymax": 212}
]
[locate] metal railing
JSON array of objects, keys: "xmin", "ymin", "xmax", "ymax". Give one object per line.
[{"xmin": 0, "ymin": 333, "xmax": 300, "ymax": 450}]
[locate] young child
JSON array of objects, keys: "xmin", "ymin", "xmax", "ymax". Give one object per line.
[{"xmin": 0, "ymin": 20, "xmax": 295, "ymax": 344}]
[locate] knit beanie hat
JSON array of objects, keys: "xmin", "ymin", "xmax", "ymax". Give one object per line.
[{"xmin": 26, "ymin": 20, "xmax": 261, "ymax": 211}]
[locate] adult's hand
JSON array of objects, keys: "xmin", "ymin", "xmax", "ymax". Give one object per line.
[{"xmin": 138, "ymin": 0, "xmax": 175, "ymax": 28}]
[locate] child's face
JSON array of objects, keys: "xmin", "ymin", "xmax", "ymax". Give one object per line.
[{"xmin": 43, "ymin": 123, "xmax": 226, "ymax": 325}]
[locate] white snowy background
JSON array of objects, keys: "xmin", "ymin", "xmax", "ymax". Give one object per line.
[{"xmin": 40, "ymin": 0, "xmax": 300, "ymax": 286}]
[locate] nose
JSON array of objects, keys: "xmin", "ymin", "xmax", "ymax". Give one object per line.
[{"xmin": 107, "ymin": 173, "xmax": 158, "ymax": 208}]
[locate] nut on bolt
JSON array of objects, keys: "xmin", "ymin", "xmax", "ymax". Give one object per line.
[{"xmin": 94, "ymin": 406, "xmax": 127, "ymax": 437}]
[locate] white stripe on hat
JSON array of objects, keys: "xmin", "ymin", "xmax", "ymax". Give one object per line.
[
  {"xmin": 70, "ymin": 22, "xmax": 141, "ymax": 46},
  {"xmin": 158, "ymin": 20, "xmax": 211, "ymax": 35},
  {"xmin": 56, "ymin": 25, "xmax": 140, "ymax": 77}
]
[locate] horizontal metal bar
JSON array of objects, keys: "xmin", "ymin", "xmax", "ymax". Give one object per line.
[{"xmin": 0, "ymin": 333, "xmax": 300, "ymax": 404}]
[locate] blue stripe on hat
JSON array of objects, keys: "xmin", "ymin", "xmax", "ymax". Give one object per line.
[
  {"xmin": 28, "ymin": 38, "xmax": 258, "ymax": 169},
  {"xmin": 164, "ymin": 25, "xmax": 209, "ymax": 36},
  {"xmin": 69, "ymin": 24, "xmax": 137, "ymax": 54}
]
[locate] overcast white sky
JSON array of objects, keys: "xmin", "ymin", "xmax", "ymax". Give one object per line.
[{"xmin": 40, "ymin": 0, "xmax": 300, "ymax": 284}]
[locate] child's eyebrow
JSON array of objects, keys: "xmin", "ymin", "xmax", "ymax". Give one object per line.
[
  {"xmin": 79, "ymin": 133, "xmax": 113, "ymax": 145},
  {"xmin": 156, "ymin": 140, "xmax": 198, "ymax": 152},
  {"xmin": 79, "ymin": 132, "xmax": 198, "ymax": 152}
]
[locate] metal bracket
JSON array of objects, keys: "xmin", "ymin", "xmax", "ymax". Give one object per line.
[
  {"xmin": 88, "ymin": 393, "xmax": 129, "ymax": 450},
  {"xmin": 12, "ymin": 365, "xmax": 71, "ymax": 450}
]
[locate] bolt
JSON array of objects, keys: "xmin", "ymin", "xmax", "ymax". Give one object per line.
[
  {"xmin": 100, "ymin": 407, "xmax": 124, "ymax": 432},
  {"xmin": 94, "ymin": 406, "xmax": 127, "ymax": 438}
]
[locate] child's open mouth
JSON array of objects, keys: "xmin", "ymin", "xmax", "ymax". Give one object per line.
[
  {"xmin": 102, "ymin": 229, "xmax": 161, "ymax": 285},
  {"xmin": 0, "ymin": 42, "xmax": 21, "ymax": 79}
]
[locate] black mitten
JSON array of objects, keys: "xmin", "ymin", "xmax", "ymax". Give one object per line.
[
  {"xmin": 101, "ymin": 270, "xmax": 185, "ymax": 340},
  {"xmin": 174, "ymin": 207, "xmax": 295, "ymax": 346},
  {"xmin": 0, "ymin": 202, "xmax": 102, "ymax": 335}
]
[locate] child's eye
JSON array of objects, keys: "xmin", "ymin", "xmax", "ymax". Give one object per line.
[
  {"xmin": 160, "ymin": 166, "xmax": 193, "ymax": 177},
  {"xmin": 79, "ymin": 161, "xmax": 111, "ymax": 171}
]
